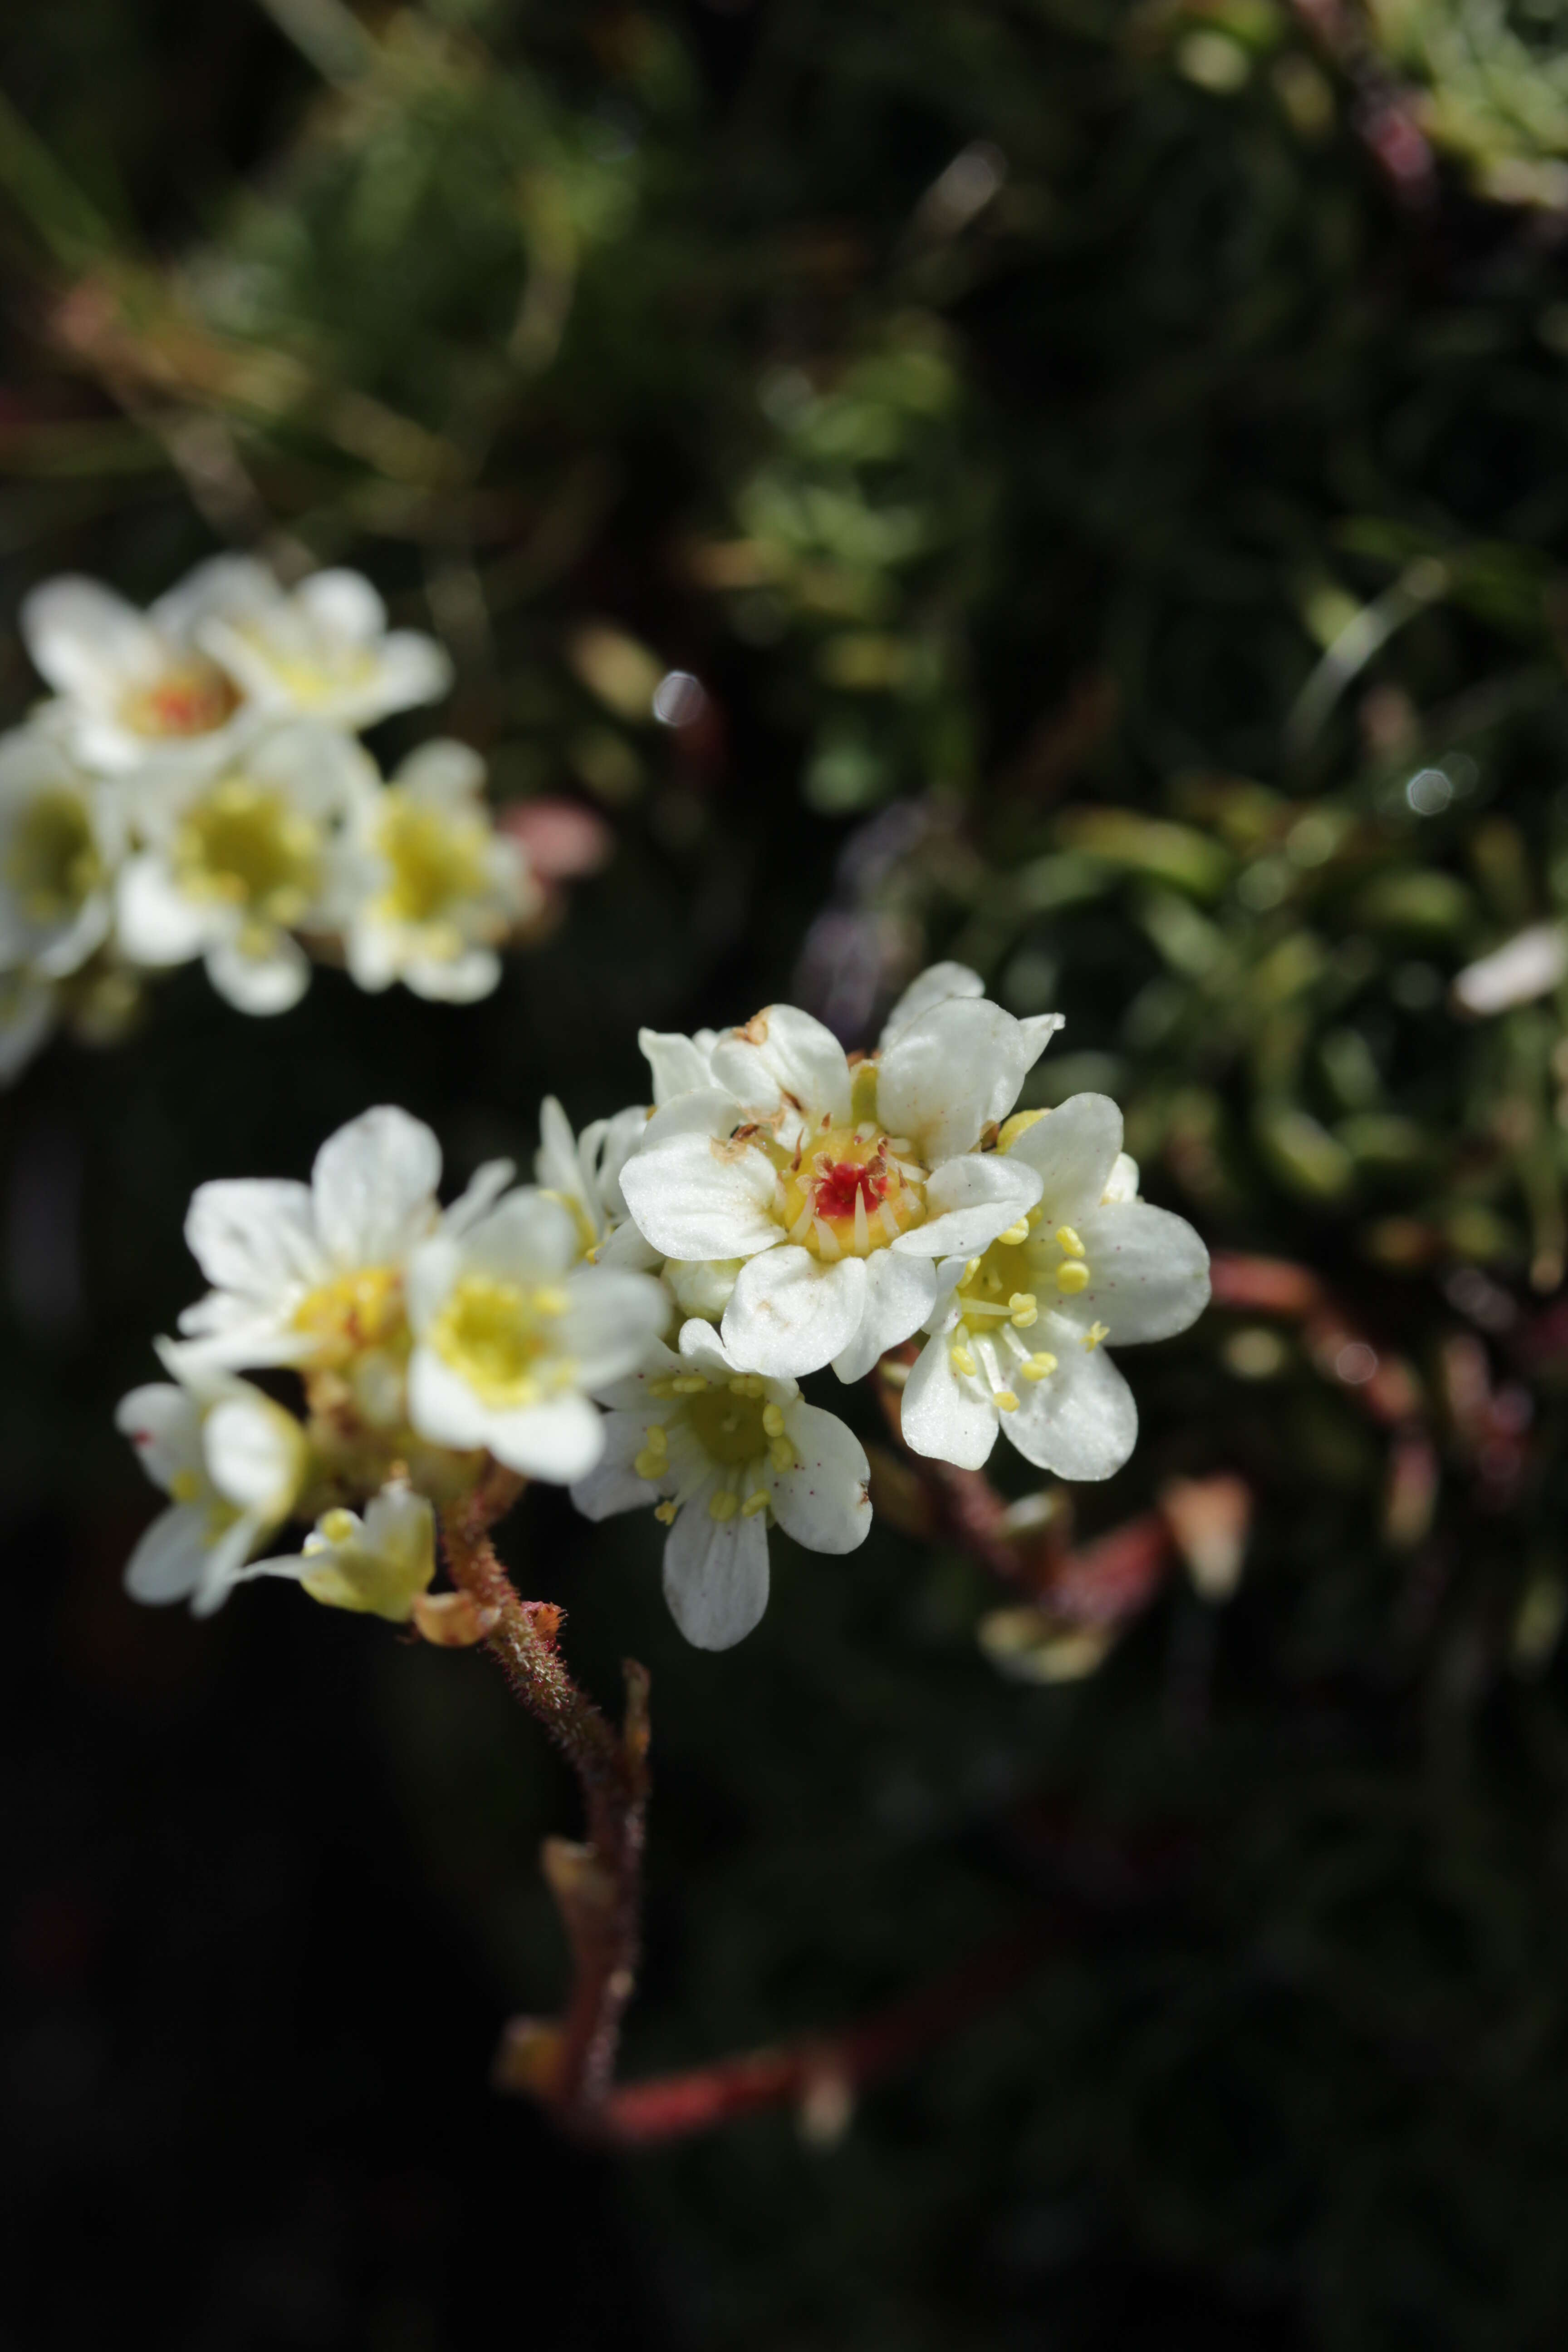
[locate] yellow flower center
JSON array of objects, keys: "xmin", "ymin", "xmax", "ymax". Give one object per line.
[
  {"xmin": 120, "ymin": 659, "xmax": 241, "ymax": 740},
  {"xmin": 685, "ymin": 1378, "xmax": 772, "ymax": 1466},
  {"xmin": 292, "ymin": 1265, "xmax": 406, "ymax": 1368},
  {"xmin": 173, "ymin": 775, "xmax": 321, "ymax": 923},
  {"xmin": 430, "ymin": 1272, "xmax": 568, "ymax": 1409},
  {"xmin": 238, "ymin": 630, "xmax": 379, "ymax": 708},
  {"xmin": 7, "ymin": 789, "xmax": 100, "ymax": 923},
  {"xmin": 953, "ymin": 1211, "xmax": 1096, "ymax": 1374},
  {"xmin": 375, "ymin": 795, "xmax": 490, "ymax": 930},
  {"xmin": 770, "ymin": 1117, "xmax": 926, "ymax": 1261}
]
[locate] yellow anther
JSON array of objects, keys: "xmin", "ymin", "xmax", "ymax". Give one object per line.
[
  {"xmin": 1081, "ymin": 1321, "xmax": 1110, "ymax": 1351},
  {"xmin": 950, "ymin": 1344, "xmax": 977, "ymax": 1377},
  {"xmin": 998, "ymin": 1108, "xmax": 1048, "ymax": 1152},
  {"xmin": 671, "ymin": 1375, "xmax": 709, "ymax": 1394},
  {"xmin": 654, "ymin": 1500, "xmax": 678, "ymax": 1525},
  {"xmin": 729, "ymin": 1375, "xmax": 763, "ymax": 1397},
  {"xmin": 633, "ymin": 1448, "xmax": 666, "ymax": 1480},
  {"xmin": 1054, "ymin": 1225, "xmax": 1085, "ymax": 1258},
  {"xmin": 319, "ymin": 1509, "xmax": 357, "ymax": 1545},
  {"xmin": 1021, "ymin": 1351, "xmax": 1058, "ymax": 1382},
  {"xmin": 1055, "ymin": 1261, "xmax": 1090, "ymax": 1295},
  {"xmin": 740, "ymin": 1489, "xmax": 770, "ymax": 1518},
  {"xmin": 1008, "ymin": 1292, "xmax": 1038, "ymax": 1328},
  {"xmin": 999, "ymin": 1219, "xmax": 1031, "ymax": 1247},
  {"xmin": 647, "ymin": 1377, "xmax": 679, "ymax": 1398},
  {"xmin": 761, "ymin": 1402, "xmax": 786, "ymax": 1437},
  {"xmin": 965, "ymin": 1257, "xmax": 982, "ymax": 1279},
  {"xmin": 849, "ymin": 1059, "xmax": 881, "ymax": 1122},
  {"xmin": 642, "ymin": 1422, "xmax": 668, "ymax": 1450},
  {"xmin": 709, "ymin": 1489, "xmax": 740, "ymax": 1522},
  {"xmin": 995, "ymin": 1389, "xmax": 1020, "ymax": 1412},
  {"xmin": 769, "ymin": 1437, "xmax": 796, "ymax": 1473}
]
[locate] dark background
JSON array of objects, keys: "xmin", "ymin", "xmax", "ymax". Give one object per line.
[{"xmin": 8, "ymin": 2, "xmax": 1568, "ymax": 2344}]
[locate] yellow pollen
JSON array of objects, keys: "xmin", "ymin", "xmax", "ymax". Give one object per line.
[
  {"xmin": 740, "ymin": 1489, "xmax": 770, "ymax": 1518},
  {"xmin": 429, "ymin": 1272, "xmax": 561, "ymax": 1407},
  {"xmin": 654, "ymin": 1500, "xmax": 678, "ymax": 1525},
  {"xmin": 1055, "ymin": 1225, "xmax": 1085, "ymax": 1258},
  {"xmin": 769, "ymin": 1437, "xmax": 795, "ymax": 1472},
  {"xmin": 728, "ymin": 1375, "xmax": 764, "ymax": 1396},
  {"xmin": 1082, "ymin": 1321, "xmax": 1110, "ymax": 1351},
  {"xmin": 1022, "ymin": 1352, "xmax": 1058, "ymax": 1381},
  {"xmin": 995, "ymin": 1389, "xmax": 1020, "ymax": 1411},
  {"xmin": 173, "ymin": 774, "xmax": 320, "ymax": 923},
  {"xmin": 709, "ymin": 1489, "xmax": 740, "ymax": 1522},
  {"xmin": 1008, "ymin": 1291, "xmax": 1038, "ymax": 1328},
  {"xmin": 671, "ymin": 1375, "xmax": 709, "ymax": 1394},
  {"xmin": 998, "ymin": 1219, "xmax": 1031, "ymax": 1247},
  {"xmin": 1055, "ymin": 1261, "xmax": 1090, "ymax": 1295},
  {"xmin": 950, "ymin": 1344, "xmax": 977, "ymax": 1376},
  {"xmin": 319, "ymin": 1508, "xmax": 358, "ymax": 1545},
  {"xmin": 293, "ymin": 1264, "xmax": 404, "ymax": 1367},
  {"xmin": 7, "ymin": 789, "xmax": 101, "ymax": 924},
  {"xmin": 374, "ymin": 794, "xmax": 490, "ymax": 932},
  {"xmin": 761, "ymin": 1402, "xmax": 786, "ymax": 1437},
  {"xmin": 633, "ymin": 1447, "xmax": 666, "ymax": 1480}
]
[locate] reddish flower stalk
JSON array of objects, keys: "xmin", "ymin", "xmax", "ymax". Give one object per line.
[{"xmin": 440, "ymin": 1478, "xmax": 649, "ymax": 2129}]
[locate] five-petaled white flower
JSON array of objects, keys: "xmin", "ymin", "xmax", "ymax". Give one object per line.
[
  {"xmin": 115, "ymin": 1350, "xmax": 309, "ymax": 1615},
  {"xmin": 193, "ymin": 561, "xmax": 451, "ymax": 732},
  {"xmin": 572, "ymin": 1316, "xmax": 871, "ymax": 1649},
  {"xmin": 22, "ymin": 560, "xmax": 260, "ymax": 775},
  {"xmin": 0, "ymin": 726, "xmax": 120, "ymax": 984},
  {"xmin": 406, "ymin": 1188, "xmax": 668, "ymax": 1482},
  {"xmin": 341, "ymin": 740, "xmax": 540, "ymax": 1003},
  {"xmin": 900, "ymin": 1093, "xmax": 1210, "ymax": 1480},
  {"xmin": 172, "ymin": 1105, "xmax": 513, "ymax": 1395},
  {"xmin": 617, "ymin": 986, "xmax": 1058, "ymax": 1382},
  {"xmin": 244, "ymin": 1478, "xmax": 437, "ymax": 1622},
  {"xmin": 116, "ymin": 719, "xmax": 366, "ymax": 1014}
]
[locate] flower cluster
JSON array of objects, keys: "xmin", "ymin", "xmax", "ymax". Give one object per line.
[
  {"xmin": 116, "ymin": 966, "xmax": 1210, "ymax": 1649},
  {"xmin": 1, "ymin": 557, "xmax": 543, "ymax": 1080}
]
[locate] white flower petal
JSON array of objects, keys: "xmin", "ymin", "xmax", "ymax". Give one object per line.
[
  {"xmin": 202, "ymin": 1394, "xmax": 303, "ymax": 1517},
  {"xmin": 205, "ymin": 932, "xmax": 311, "ymax": 1016},
  {"xmin": 395, "ymin": 737, "xmax": 487, "ymax": 800},
  {"xmin": 22, "ymin": 577, "xmax": 164, "ymax": 701},
  {"xmin": 618, "ymin": 1092, "xmax": 780, "ymax": 1259},
  {"xmin": 153, "ymin": 555, "xmax": 277, "ymax": 640},
  {"xmin": 1055, "ymin": 1201, "xmax": 1210, "ymax": 1345},
  {"xmin": 662, "ymin": 1498, "xmax": 770, "ymax": 1650},
  {"xmin": 710, "ymin": 1003, "xmax": 851, "ymax": 1122},
  {"xmin": 185, "ymin": 1177, "xmax": 324, "ymax": 1301},
  {"xmin": 638, "ymin": 1027, "xmax": 718, "ymax": 1106},
  {"xmin": 1004, "ymin": 1331, "xmax": 1138, "ymax": 1481},
  {"xmin": 878, "ymin": 960, "xmax": 984, "ymax": 1047},
  {"xmin": 876, "ymin": 997, "xmax": 1048, "ymax": 1165},
  {"xmin": 831, "ymin": 1249, "xmax": 937, "ymax": 1381},
  {"xmin": 769, "ymin": 1404, "xmax": 871, "ymax": 1553},
  {"xmin": 564, "ymin": 1264, "xmax": 669, "ymax": 1388},
  {"xmin": 191, "ymin": 1514, "xmax": 267, "ymax": 1616},
  {"xmin": 407, "ymin": 1343, "xmax": 491, "ymax": 1448},
  {"xmin": 900, "ymin": 1329, "xmax": 1000, "ymax": 1470},
  {"xmin": 459, "ymin": 1188, "xmax": 578, "ymax": 1282},
  {"xmin": 370, "ymin": 631, "xmax": 453, "ymax": 717},
  {"xmin": 895, "ymin": 1152, "xmax": 1042, "ymax": 1259},
  {"xmin": 441, "ymin": 1157, "xmax": 516, "ymax": 1238},
  {"xmin": 721, "ymin": 1248, "xmax": 867, "ymax": 1379},
  {"xmin": 483, "ymin": 1391, "xmax": 604, "ymax": 1483},
  {"xmin": 115, "ymin": 1382, "xmax": 202, "ymax": 1492},
  {"xmin": 123, "ymin": 1503, "xmax": 211, "ymax": 1606},
  {"xmin": 1003, "ymin": 1093, "xmax": 1124, "ymax": 1222},
  {"xmin": 312, "ymin": 1105, "xmax": 442, "ymax": 1269},
  {"xmin": 570, "ymin": 1411, "xmax": 659, "ymax": 1521},
  {"xmin": 295, "ymin": 568, "xmax": 387, "ymax": 643},
  {"xmin": 115, "ymin": 854, "xmax": 211, "ymax": 965},
  {"xmin": 402, "ymin": 946, "xmax": 501, "ymax": 1004}
]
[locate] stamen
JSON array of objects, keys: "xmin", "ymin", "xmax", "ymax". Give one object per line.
[
  {"xmin": 1081, "ymin": 1321, "xmax": 1110, "ymax": 1351},
  {"xmin": 878, "ymin": 1201, "xmax": 902, "ymax": 1242},
  {"xmin": 994, "ymin": 1390, "xmax": 1020, "ymax": 1412},
  {"xmin": 1055, "ymin": 1262, "xmax": 1090, "ymax": 1295},
  {"xmin": 1054, "ymin": 1225, "xmax": 1085, "ymax": 1259},
  {"xmin": 654, "ymin": 1500, "xmax": 678, "ymax": 1524},
  {"xmin": 633, "ymin": 1446, "xmax": 666, "ymax": 1480},
  {"xmin": 965, "ymin": 1258, "xmax": 981, "ymax": 1278},
  {"xmin": 740, "ymin": 1489, "xmax": 770, "ymax": 1518},
  {"xmin": 1021, "ymin": 1352, "xmax": 1058, "ymax": 1381},
  {"xmin": 789, "ymin": 1200, "xmax": 815, "ymax": 1244},
  {"xmin": 709, "ymin": 1489, "xmax": 740, "ymax": 1522},
  {"xmin": 999, "ymin": 1218, "xmax": 1031, "ymax": 1247},
  {"xmin": 853, "ymin": 1187, "xmax": 870, "ymax": 1254},
  {"xmin": 768, "ymin": 1437, "xmax": 795, "ymax": 1472},
  {"xmin": 1008, "ymin": 1291, "xmax": 1039, "ymax": 1328},
  {"xmin": 950, "ymin": 1344, "xmax": 977, "ymax": 1377},
  {"xmin": 762, "ymin": 1402, "xmax": 786, "ymax": 1437},
  {"xmin": 813, "ymin": 1216, "xmax": 842, "ymax": 1261},
  {"xmin": 671, "ymin": 1374, "xmax": 709, "ymax": 1393}
]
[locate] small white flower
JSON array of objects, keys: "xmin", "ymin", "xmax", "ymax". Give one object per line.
[
  {"xmin": 617, "ymin": 980, "xmax": 1058, "ymax": 1383},
  {"xmin": 406, "ymin": 1189, "xmax": 668, "ymax": 1483},
  {"xmin": 573, "ymin": 1317, "xmax": 871, "ymax": 1650},
  {"xmin": 341, "ymin": 740, "xmax": 539, "ymax": 1003},
  {"xmin": 116, "ymin": 1350, "xmax": 309, "ymax": 1615},
  {"xmin": 174, "ymin": 1103, "xmax": 513, "ymax": 1382},
  {"xmin": 194, "ymin": 563, "xmax": 451, "ymax": 732},
  {"xmin": 244, "ymin": 1478, "xmax": 437, "ymax": 1622},
  {"xmin": 22, "ymin": 560, "xmax": 258, "ymax": 774},
  {"xmin": 116, "ymin": 719, "xmax": 367, "ymax": 1014},
  {"xmin": 534, "ymin": 1093, "xmax": 656, "ymax": 1267},
  {"xmin": 0, "ymin": 726, "xmax": 119, "ymax": 982},
  {"xmin": 901, "ymin": 1094, "xmax": 1209, "ymax": 1480}
]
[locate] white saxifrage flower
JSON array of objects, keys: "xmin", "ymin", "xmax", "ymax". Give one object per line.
[
  {"xmin": 243, "ymin": 1478, "xmax": 437, "ymax": 1622},
  {"xmin": 194, "ymin": 563, "xmax": 451, "ymax": 731},
  {"xmin": 901, "ymin": 1094, "xmax": 1209, "ymax": 1480},
  {"xmin": 0, "ymin": 726, "xmax": 120, "ymax": 985},
  {"xmin": 116, "ymin": 719, "xmax": 365, "ymax": 1013},
  {"xmin": 617, "ymin": 987, "xmax": 1059, "ymax": 1382},
  {"xmin": 22, "ymin": 561, "xmax": 259, "ymax": 774},
  {"xmin": 172, "ymin": 1105, "xmax": 512, "ymax": 1404},
  {"xmin": 341, "ymin": 740, "xmax": 540, "ymax": 1003},
  {"xmin": 115, "ymin": 1352, "xmax": 309, "ymax": 1615},
  {"xmin": 572, "ymin": 1317, "xmax": 871, "ymax": 1650},
  {"xmin": 534, "ymin": 1094, "xmax": 657, "ymax": 1268},
  {"xmin": 406, "ymin": 1189, "xmax": 667, "ymax": 1482}
]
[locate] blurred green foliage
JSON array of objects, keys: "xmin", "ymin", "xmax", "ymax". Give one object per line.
[{"xmin": 8, "ymin": 2, "xmax": 1568, "ymax": 2347}]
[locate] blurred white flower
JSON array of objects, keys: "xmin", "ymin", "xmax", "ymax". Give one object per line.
[
  {"xmin": 573, "ymin": 1316, "xmax": 870, "ymax": 1649},
  {"xmin": 1452, "ymin": 922, "xmax": 1568, "ymax": 1017},
  {"xmin": 115, "ymin": 719, "xmax": 366, "ymax": 1014},
  {"xmin": 245, "ymin": 1478, "xmax": 437, "ymax": 1622},
  {"xmin": 116, "ymin": 1349, "xmax": 308, "ymax": 1616},
  {"xmin": 22, "ymin": 562, "xmax": 257, "ymax": 774},
  {"xmin": 406, "ymin": 1188, "xmax": 667, "ymax": 1482},
  {"xmin": 0, "ymin": 725, "xmax": 120, "ymax": 982},
  {"xmin": 195, "ymin": 563, "xmax": 451, "ymax": 731},
  {"xmin": 901, "ymin": 1094, "xmax": 1209, "ymax": 1480},
  {"xmin": 534, "ymin": 1093, "xmax": 656, "ymax": 1267},
  {"xmin": 342, "ymin": 740, "xmax": 539, "ymax": 1003},
  {"xmin": 173, "ymin": 1103, "xmax": 512, "ymax": 1383},
  {"xmin": 618, "ymin": 985, "xmax": 1056, "ymax": 1382}
]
